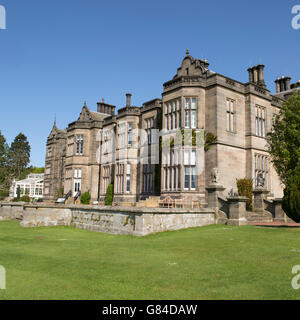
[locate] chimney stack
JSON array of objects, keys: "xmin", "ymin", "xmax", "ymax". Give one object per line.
[
  {"xmin": 275, "ymin": 76, "xmax": 292, "ymax": 93},
  {"xmin": 257, "ymin": 64, "xmax": 266, "ymax": 87},
  {"xmin": 247, "ymin": 65, "xmax": 266, "ymax": 88},
  {"xmin": 247, "ymin": 68, "xmax": 254, "ymax": 83},
  {"xmin": 126, "ymin": 93, "xmax": 132, "ymax": 107},
  {"xmin": 275, "ymin": 78, "xmax": 280, "ymax": 93}
]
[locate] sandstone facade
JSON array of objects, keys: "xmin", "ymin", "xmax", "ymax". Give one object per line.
[{"xmin": 43, "ymin": 52, "xmax": 300, "ymax": 205}]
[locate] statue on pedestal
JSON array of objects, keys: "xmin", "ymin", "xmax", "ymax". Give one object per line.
[
  {"xmin": 210, "ymin": 168, "xmax": 219, "ymax": 184},
  {"xmin": 256, "ymin": 172, "xmax": 265, "ymax": 188}
]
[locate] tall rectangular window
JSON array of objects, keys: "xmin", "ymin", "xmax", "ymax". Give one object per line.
[
  {"xmin": 103, "ymin": 165, "xmax": 110, "ymax": 193},
  {"xmin": 143, "ymin": 164, "xmax": 154, "ymax": 194},
  {"xmin": 128, "ymin": 123, "xmax": 133, "ymax": 146},
  {"xmin": 145, "ymin": 118, "xmax": 154, "ymax": 145},
  {"xmin": 165, "ymin": 99, "xmax": 181, "ymax": 131},
  {"xmin": 185, "ymin": 98, "xmax": 197, "ymax": 128},
  {"xmin": 76, "ymin": 135, "xmax": 84, "ymax": 155},
  {"xmin": 126, "ymin": 164, "xmax": 131, "ymax": 192},
  {"xmin": 255, "ymin": 106, "xmax": 266, "ymax": 137},
  {"xmin": 184, "ymin": 150, "xmax": 196, "ymax": 190},
  {"xmin": 163, "ymin": 149, "xmax": 181, "ymax": 191},
  {"xmin": 116, "ymin": 163, "xmax": 125, "ymax": 193},
  {"xmin": 226, "ymin": 99, "xmax": 236, "ymax": 132},
  {"xmin": 118, "ymin": 123, "xmax": 126, "ymax": 149}
]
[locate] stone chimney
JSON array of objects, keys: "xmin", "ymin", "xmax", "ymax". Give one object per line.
[
  {"xmin": 248, "ymin": 64, "xmax": 266, "ymax": 88},
  {"xmin": 257, "ymin": 64, "xmax": 266, "ymax": 87},
  {"xmin": 97, "ymin": 101, "xmax": 116, "ymax": 115},
  {"xmin": 126, "ymin": 93, "xmax": 132, "ymax": 107},
  {"xmin": 248, "ymin": 65, "xmax": 266, "ymax": 88},
  {"xmin": 275, "ymin": 76, "xmax": 292, "ymax": 93}
]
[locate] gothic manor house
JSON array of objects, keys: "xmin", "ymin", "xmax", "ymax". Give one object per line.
[{"xmin": 43, "ymin": 51, "xmax": 300, "ymax": 206}]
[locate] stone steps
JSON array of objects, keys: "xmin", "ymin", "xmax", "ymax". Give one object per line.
[{"xmin": 246, "ymin": 211, "xmax": 273, "ymax": 223}]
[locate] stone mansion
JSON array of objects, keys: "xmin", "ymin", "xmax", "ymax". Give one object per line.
[{"xmin": 43, "ymin": 51, "xmax": 300, "ymax": 206}]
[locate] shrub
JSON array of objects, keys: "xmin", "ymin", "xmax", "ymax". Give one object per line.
[
  {"xmin": 237, "ymin": 178, "xmax": 253, "ymax": 211},
  {"xmin": 80, "ymin": 191, "xmax": 91, "ymax": 205},
  {"xmin": 104, "ymin": 184, "xmax": 114, "ymax": 206},
  {"xmin": 20, "ymin": 195, "xmax": 31, "ymax": 203},
  {"xmin": 12, "ymin": 198, "xmax": 19, "ymax": 202},
  {"xmin": 282, "ymin": 165, "xmax": 300, "ymax": 222}
]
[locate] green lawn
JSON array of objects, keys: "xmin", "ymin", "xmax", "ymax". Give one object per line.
[{"xmin": 0, "ymin": 220, "xmax": 300, "ymax": 300}]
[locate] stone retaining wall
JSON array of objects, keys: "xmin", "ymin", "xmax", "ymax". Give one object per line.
[
  {"xmin": 0, "ymin": 202, "xmax": 216, "ymax": 236},
  {"xmin": 0, "ymin": 202, "xmax": 24, "ymax": 220},
  {"xmin": 22, "ymin": 205, "xmax": 72, "ymax": 227},
  {"xmin": 71, "ymin": 206, "xmax": 216, "ymax": 236}
]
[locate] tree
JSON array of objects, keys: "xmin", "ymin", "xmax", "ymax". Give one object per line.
[
  {"xmin": 0, "ymin": 130, "xmax": 11, "ymax": 192},
  {"xmin": 267, "ymin": 92, "xmax": 300, "ymax": 221},
  {"xmin": 282, "ymin": 164, "xmax": 300, "ymax": 222},
  {"xmin": 9, "ymin": 133, "xmax": 31, "ymax": 179},
  {"xmin": 267, "ymin": 92, "xmax": 300, "ymax": 185},
  {"xmin": 0, "ymin": 130, "xmax": 9, "ymax": 167}
]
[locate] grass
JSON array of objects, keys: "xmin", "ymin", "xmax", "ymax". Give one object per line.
[{"xmin": 0, "ymin": 221, "xmax": 300, "ymax": 300}]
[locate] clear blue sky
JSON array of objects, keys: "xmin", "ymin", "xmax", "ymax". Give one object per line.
[{"xmin": 0, "ymin": 0, "xmax": 299, "ymax": 166}]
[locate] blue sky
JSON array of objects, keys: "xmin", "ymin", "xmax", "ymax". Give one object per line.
[{"xmin": 0, "ymin": 0, "xmax": 299, "ymax": 166}]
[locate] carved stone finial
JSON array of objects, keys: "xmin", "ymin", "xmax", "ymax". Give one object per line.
[
  {"xmin": 84, "ymin": 101, "xmax": 87, "ymax": 107},
  {"xmin": 186, "ymin": 49, "xmax": 189, "ymax": 56},
  {"xmin": 210, "ymin": 168, "xmax": 219, "ymax": 184}
]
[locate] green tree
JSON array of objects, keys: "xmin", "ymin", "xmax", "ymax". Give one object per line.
[
  {"xmin": 282, "ymin": 164, "xmax": 300, "ymax": 222},
  {"xmin": 267, "ymin": 92, "xmax": 300, "ymax": 185},
  {"xmin": 267, "ymin": 92, "xmax": 300, "ymax": 221},
  {"xmin": 0, "ymin": 130, "xmax": 11, "ymax": 193},
  {"xmin": 0, "ymin": 130, "xmax": 9, "ymax": 167},
  {"xmin": 9, "ymin": 133, "xmax": 31, "ymax": 179}
]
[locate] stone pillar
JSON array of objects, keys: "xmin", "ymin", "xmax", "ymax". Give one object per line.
[
  {"xmin": 206, "ymin": 184, "xmax": 226, "ymax": 224},
  {"xmin": 273, "ymin": 198, "xmax": 287, "ymax": 222},
  {"xmin": 227, "ymin": 196, "xmax": 248, "ymax": 226},
  {"xmin": 206, "ymin": 184, "xmax": 225, "ymax": 208},
  {"xmin": 253, "ymin": 188, "xmax": 269, "ymax": 212}
]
